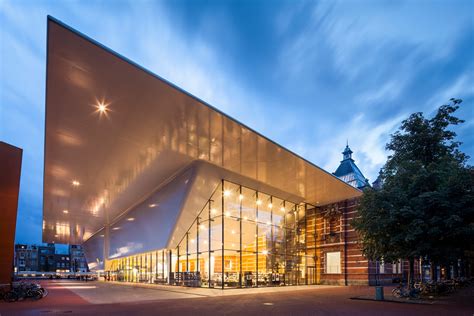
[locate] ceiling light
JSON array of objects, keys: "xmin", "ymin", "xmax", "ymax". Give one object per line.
[
  {"xmin": 239, "ymin": 194, "xmax": 244, "ymax": 201},
  {"xmin": 225, "ymin": 211, "xmax": 230, "ymax": 217},
  {"xmin": 211, "ymin": 208, "xmax": 217, "ymax": 214},
  {"xmin": 62, "ymin": 210, "xmax": 69, "ymax": 214},
  {"xmin": 280, "ymin": 207, "xmax": 285, "ymax": 212},
  {"xmin": 95, "ymin": 101, "xmax": 109, "ymax": 115},
  {"xmin": 148, "ymin": 203, "xmax": 157, "ymax": 208},
  {"xmin": 262, "ymin": 250, "xmax": 268, "ymax": 255},
  {"xmin": 199, "ymin": 224, "xmax": 205, "ymax": 230},
  {"xmin": 268, "ymin": 203, "xmax": 273, "ymax": 209},
  {"xmin": 223, "ymin": 190, "xmax": 231, "ymax": 197},
  {"xmin": 256, "ymin": 200, "xmax": 262, "ymax": 205},
  {"xmin": 127, "ymin": 217, "xmax": 135, "ymax": 221},
  {"xmin": 72, "ymin": 180, "xmax": 80, "ymax": 186},
  {"xmin": 112, "ymin": 227, "xmax": 120, "ymax": 230}
]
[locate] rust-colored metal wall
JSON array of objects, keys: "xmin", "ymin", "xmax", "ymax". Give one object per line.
[{"xmin": 0, "ymin": 141, "xmax": 22, "ymax": 285}]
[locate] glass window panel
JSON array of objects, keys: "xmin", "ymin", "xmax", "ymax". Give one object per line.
[
  {"xmin": 258, "ymin": 192, "xmax": 272, "ymax": 225},
  {"xmin": 209, "ymin": 187, "xmax": 222, "ymax": 220},
  {"xmin": 223, "ymin": 182, "xmax": 240, "ymax": 218},
  {"xmin": 241, "ymin": 251, "xmax": 257, "ymax": 287},
  {"xmin": 188, "ymin": 221, "xmax": 198, "ymax": 254},
  {"xmin": 210, "ymin": 251, "xmax": 222, "ymax": 288},
  {"xmin": 241, "ymin": 220, "xmax": 257, "ymax": 253},
  {"xmin": 286, "ymin": 227, "xmax": 298, "ymax": 257},
  {"xmin": 241, "ymin": 187, "xmax": 256, "ymax": 221},
  {"xmin": 198, "ymin": 220, "xmax": 210, "ymax": 252},
  {"xmin": 257, "ymin": 223, "xmax": 271, "ymax": 253},
  {"xmin": 285, "ymin": 203, "xmax": 297, "ymax": 229},
  {"xmin": 272, "ymin": 224, "xmax": 285, "ymax": 256},
  {"xmin": 223, "ymin": 250, "xmax": 240, "ymax": 288},
  {"xmin": 285, "ymin": 255, "xmax": 299, "ymax": 286},
  {"xmin": 210, "ymin": 215, "xmax": 223, "ymax": 251},
  {"xmin": 223, "ymin": 217, "xmax": 240, "ymax": 250},
  {"xmin": 272, "ymin": 197, "xmax": 285, "ymax": 227}
]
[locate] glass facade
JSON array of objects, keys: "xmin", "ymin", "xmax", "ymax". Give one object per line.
[{"xmin": 106, "ymin": 180, "xmax": 319, "ymax": 288}]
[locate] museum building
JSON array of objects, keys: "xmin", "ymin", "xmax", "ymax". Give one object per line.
[{"xmin": 42, "ymin": 16, "xmax": 383, "ymax": 289}]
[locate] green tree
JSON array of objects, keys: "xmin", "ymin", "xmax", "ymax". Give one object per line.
[{"xmin": 352, "ymin": 99, "xmax": 474, "ymax": 287}]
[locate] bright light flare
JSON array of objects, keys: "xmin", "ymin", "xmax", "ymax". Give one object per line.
[{"xmin": 93, "ymin": 99, "xmax": 111, "ymax": 118}]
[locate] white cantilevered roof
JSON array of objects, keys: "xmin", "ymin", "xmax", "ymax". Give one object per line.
[{"xmin": 43, "ymin": 16, "xmax": 361, "ymax": 245}]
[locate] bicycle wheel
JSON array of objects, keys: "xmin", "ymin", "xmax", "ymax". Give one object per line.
[
  {"xmin": 4, "ymin": 291, "xmax": 18, "ymax": 302},
  {"xmin": 31, "ymin": 289, "xmax": 43, "ymax": 300},
  {"xmin": 391, "ymin": 288, "xmax": 401, "ymax": 298}
]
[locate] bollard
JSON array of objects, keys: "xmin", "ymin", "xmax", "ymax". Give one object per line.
[{"xmin": 375, "ymin": 286, "xmax": 384, "ymax": 300}]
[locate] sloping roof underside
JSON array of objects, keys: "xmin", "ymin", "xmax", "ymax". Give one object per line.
[{"xmin": 43, "ymin": 17, "xmax": 361, "ymax": 245}]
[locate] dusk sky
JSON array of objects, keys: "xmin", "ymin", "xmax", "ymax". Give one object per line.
[{"xmin": 1, "ymin": 0, "xmax": 473, "ymax": 245}]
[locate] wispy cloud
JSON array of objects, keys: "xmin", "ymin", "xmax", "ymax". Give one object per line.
[{"xmin": 1, "ymin": 0, "xmax": 473, "ymax": 244}]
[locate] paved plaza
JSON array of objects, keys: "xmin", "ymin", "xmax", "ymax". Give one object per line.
[{"xmin": 0, "ymin": 280, "xmax": 473, "ymax": 315}]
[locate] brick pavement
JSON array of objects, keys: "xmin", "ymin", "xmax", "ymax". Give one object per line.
[{"xmin": 0, "ymin": 280, "xmax": 472, "ymax": 316}]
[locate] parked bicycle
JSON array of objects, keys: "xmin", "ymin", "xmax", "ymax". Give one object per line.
[
  {"xmin": 391, "ymin": 283, "xmax": 421, "ymax": 299},
  {"xmin": 3, "ymin": 281, "xmax": 46, "ymax": 302}
]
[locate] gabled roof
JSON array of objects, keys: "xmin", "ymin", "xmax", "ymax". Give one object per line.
[{"xmin": 334, "ymin": 145, "xmax": 368, "ymax": 189}]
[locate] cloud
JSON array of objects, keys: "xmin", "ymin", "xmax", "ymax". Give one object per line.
[
  {"xmin": 1, "ymin": 0, "xmax": 473, "ymax": 245},
  {"xmin": 425, "ymin": 69, "xmax": 474, "ymax": 110},
  {"xmin": 355, "ymin": 80, "xmax": 406, "ymax": 105}
]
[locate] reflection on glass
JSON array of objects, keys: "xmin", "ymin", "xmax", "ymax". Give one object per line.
[{"xmin": 106, "ymin": 180, "xmax": 323, "ymax": 288}]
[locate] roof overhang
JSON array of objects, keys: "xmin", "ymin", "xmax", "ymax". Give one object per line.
[{"xmin": 43, "ymin": 16, "xmax": 361, "ymax": 245}]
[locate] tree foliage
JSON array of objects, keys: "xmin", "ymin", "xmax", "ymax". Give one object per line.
[{"xmin": 353, "ymin": 99, "xmax": 474, "ymax": 272}]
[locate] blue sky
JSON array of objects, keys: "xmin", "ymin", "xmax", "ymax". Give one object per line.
[{"xmin": 1, "ymin": 0, "xmax": 473, "ymax": 245}]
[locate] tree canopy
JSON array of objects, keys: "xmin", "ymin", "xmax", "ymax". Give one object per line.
[{"xmin": 352, "ymin": 99, "xmax": 474, "ymax": 276}]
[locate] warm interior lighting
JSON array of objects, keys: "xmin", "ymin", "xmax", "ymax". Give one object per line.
[
  {"xmin": 148, "ymin": 203, "xmax": 157, "ymax": 208},
  {"xmin": 268, "ymin": 203, "xmax": 273, "ymax": 209},
  {"xmin": 95, "ymin": 101, "xmax": 109, "ymax": 116},
  {"xmin": 243, "ymin": 216, "xmax": 248, "ymax": 221},
  {"xmin": 262, "ymin": 250, "xmax": 269, "ymax": 255},
  {"xmin": 191, "ymin": 239, "xmax": 195, "ymax": 243},
  {"xmin": 223, "ymin": 190, "xmax": 231, "ymax": 197},
  {"xmin": 211, "ymin": 208, "xmax": 217, "ymax": 214},
  {"xmin": 72, "ymin": 180, "xmax": 80, "ymax": 186},
  {"xmin": 280, "ymin": 207, "xmax": 285, "ymax": 212},
  {"xmin": 225, "ymin": 211, "xmax": 230, "ymax": 217},
  {"xmin": 127, "ymin": 217, "xmax": 135, "ymax": 221},
  {"xmin": 239, "ymin": 194, "xmax": 244, "ymax": 200},
  {"xmin": 112, "ymin": 227, "xmax": 120, "ymax": 230},
  {"xmin": 62, "ymin": 209, "xmax": 69, "ymax": 214},
  {"xmin": 199, "ymin": 224, "xmax": 205, "ymax": 230},
  {"xmin": 231, "ymin": 230, "xmax": 235, "ymax": 234},
  {"xmin": 256, "ymin": 200, "xmax": 262, "ymax": 205}
]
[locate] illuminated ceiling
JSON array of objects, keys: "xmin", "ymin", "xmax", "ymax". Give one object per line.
[{"xmin": 43, "ymin": 16, "xmax": 361, "ymax": 245}]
